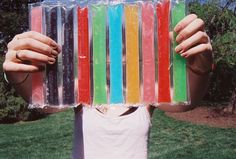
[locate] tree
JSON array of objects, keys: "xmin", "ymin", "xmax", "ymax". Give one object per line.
[
  {"xmin": 0, "ymin": 0, "xmax": 45, "ymax": 123},
  {"xmin": 189, "ymin": 0, "xmax": 236, "ymax": 113}
]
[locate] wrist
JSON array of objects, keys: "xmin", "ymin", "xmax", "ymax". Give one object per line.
[
  {"xmin": 187, "ymin": 52, "xmax": 213, "ymax": 75},
  {"xmin": 4, "ymin": 72, "xmax": 29, "ymax": 85}
]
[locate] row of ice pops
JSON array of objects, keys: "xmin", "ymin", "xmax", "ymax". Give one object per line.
[{"xmin": 29, "ymin": 1, "xmax": 189, "ymax": 108}]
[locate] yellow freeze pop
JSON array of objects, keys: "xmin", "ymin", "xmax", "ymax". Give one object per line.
[{"xmin": 125, "ymin": 5, "xmax": 140, "ymax": 104}]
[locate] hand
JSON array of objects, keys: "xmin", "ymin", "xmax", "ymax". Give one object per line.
[
  {"xmin": 3, "ymin": 31, "xmax": 61, "ymax": 72},
  {"xmin": 173, "ymin": 14, "xmax": 212, "ymax": 58}
]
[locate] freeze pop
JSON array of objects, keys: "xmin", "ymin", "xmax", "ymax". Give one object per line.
[
  {"xmin": 125, "ymin": 5, "xmax": 140, "ymax": 104},
  {"xmin": 172, "ymin": 1, "xmax": 188, "ymax": 102},
  {"xmin": 78, "ymin": 7, "xmax": 91, "ymax": 104},
  {"xmin": 92, "ymin": 5, "xmax": 107, "ymax": 105},
  {"xmin": 29, "ymin": 0, "xmax": 190, "ymax": 109},
  {"xmin": 61, "ymin": 6, "xmax": 75, "ymax": 105},
  {"xmin": 142, "ymin": 2, "xmax": 156, "ymax": 103},
  {"xmin": 108, "ymin": 5, "xmax": 124, "ymax": 104},
  {"xmin": 30, "ymin": 6, "xmax": 44, "ymax": 106},
  {"xmin": 44, "ymin": 6, "xmax": 59, "ymax": 105},
  {"xmin": 157, "ymin": 0, "xmax": 171, "ymax": 103}
]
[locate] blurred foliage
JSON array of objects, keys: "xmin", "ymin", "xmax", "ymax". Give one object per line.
[
  {"xmin": 0, "ymin": 55, "xmax": 30, "ymax": 123},
  {"xmin": 189, "ymin": 1, "xmax": 236, "ymax": 101},
  {"xmin": 0, "ymin": 55, "xmax": 46, "ymax": 123},
  {"xmin": 0, "ymin": 0, "xmax": 44, "ymax": 123},
  {"xmin": 0, "ymin": 0, "xmax": 41, "ymax": 53}
]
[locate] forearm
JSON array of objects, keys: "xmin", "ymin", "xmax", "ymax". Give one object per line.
[
  {"xmin": 149, "ymin": 52, "xmax": 213, "ymax": 113},
  {"xmin": 5, "ymin": 72, "xmax": 32, "ymax": 102},
  {"xmin": 187, "ymin": 51, "xmax": 213, "ymax": 105}
]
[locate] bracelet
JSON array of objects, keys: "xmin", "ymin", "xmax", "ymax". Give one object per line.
[{"xmin": 3, "ymin": 72, "xmax": 29, "ymax": 86}]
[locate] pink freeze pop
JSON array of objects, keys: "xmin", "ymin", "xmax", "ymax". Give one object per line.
[
  {"xmin": 142, "ymin": 2, "xmax": 156, "ymax": 103},
  {"xmin": 31, "ymin": 6, "xmax": 44, "ymax": 106}
]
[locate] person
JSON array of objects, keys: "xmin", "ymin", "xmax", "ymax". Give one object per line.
[{"xmin": 3, "ymin": 14, "xmax": 213, "ymax": 159}]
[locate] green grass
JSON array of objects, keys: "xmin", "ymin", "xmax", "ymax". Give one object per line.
[
  {"xmin": 149, "ymin": 111, "xmax": 236, "ymax": 159},
  {"xmin": 0, "ymin": 110, "xmax": 236, "ymax": 159}
]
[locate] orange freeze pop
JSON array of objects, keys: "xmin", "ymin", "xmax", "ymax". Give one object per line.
[{"xmin": 125, "ymin": 5, "xmax": 140, "ymax": 104}]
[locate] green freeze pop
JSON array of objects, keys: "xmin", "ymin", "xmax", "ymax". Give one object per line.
[
  {"xmin": 172, "ymin": 2, "xmax": 188, "ymax": 102},
  {"xmin": 92, "ymin": 5, "xmax": 107, "ymax": 104}
]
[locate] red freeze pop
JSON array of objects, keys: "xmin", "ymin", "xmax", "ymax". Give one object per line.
[
  {"xmin": 157, "ymin": 1, "xmax": 171, "ymax": 103},
  {"xmin": 142, "ymin": 3, "xmax": 155, "ymax": 103},
  {"xmin": 31, "ymin": 7, "xmax": 44, "ymax": 105},
  {"xmin": 78, "ymin": 7, "xmax": 90, "ymax": 104}
]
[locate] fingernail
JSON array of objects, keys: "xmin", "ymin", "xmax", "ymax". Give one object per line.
[
  {"xmin": 48, "ymin": 57, "xmax": 56, "ymax": 64},
  {"xmin": 57, "ymin": 45, "xmax": 62, "ymax": 53},
  {"xmin": 175, "ymin": 45, "xmax": 182, "ymax": 53},
  {"xmin": 51, "ymin": 50, "xmax": 59, "ymax": 56},
  {"xmin": 181, "ymin": 53, "xmax": 186, "ymax": 57},
  {"xmin": 51, "ymin": 41, "xmax": 58, "ymax": 47},
  {"xmin": 50, "ymin": 54, "xmax": 57, "ymax": 58},
  {"xmin": 174, "ymin": 25, "xmax": 182, "ymax": 33},
  {"xmin": 180, "ymin": 50, "xmax": 185, "ymax": 54},
  {"xmin": 176, "ymin": 34, "xmax": 184, "ymax": 43}
]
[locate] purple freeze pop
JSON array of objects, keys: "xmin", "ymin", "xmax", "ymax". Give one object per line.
[
  {"xmin": 45, "ymin": 6, "xmax": 59, "ymax": 106},
  {"xmin": 61, "ymin": 7, "xmax": 75, "ymax": 105}
]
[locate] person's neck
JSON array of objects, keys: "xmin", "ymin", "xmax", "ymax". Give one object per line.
[{"xmin": 96, "ymin": 106, "xmax": 135, "ymax": 117}]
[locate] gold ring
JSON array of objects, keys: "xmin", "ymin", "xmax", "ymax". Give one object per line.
[{"xmin": 15, "ymin": 50, "xmax": 23, "ymax": 62}]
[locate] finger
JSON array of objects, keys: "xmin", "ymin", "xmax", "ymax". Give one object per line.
[
  {"xmin": 15, "ymin": 50, "xmax": 56, "ymax": 65},
  {"xmin": 3, "ymin": 61, "xmax": 45, "ymax": 73},
  {"xmin": 174, "ymin": 14, "xmax": 198, "ymax": 33},
  {"xmin": 169, "ymin": 31, "xmax": 174, "ymax": 41},
  {"xmin": 176, "ymin": 18, "xmax": 205, "ymax": 43},
  {"xmin": 13, "ymin": 31, "xmax": 59, "ymax": 49},
  {"xmin": 180, "ymin": 43, "xmax": 212, "ymax": 58},
  {"xmin": 8, "ymin": 38, "xmax": 59, "ymax": 57},
  {"xmin": 175, "ymin": 31, "xmax": 209, "ymax": 53}
]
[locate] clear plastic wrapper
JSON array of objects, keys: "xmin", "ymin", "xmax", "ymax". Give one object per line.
[
  {"xmin": 78, "ymin": 1, "xmax": 91, "ymax": 105},
  {"xmin": 171, "ymin": 0, "xmax": 189, "ymax": 104},
  {"xmin": 141, "ymin": 1, "xmax": 156, "ymax": 104},
  {"xmin": 29, "ymin": 0, "xmax": 78, "ymax": 109},
  {"xmin": 108, "ymin": 3, "xmax": 124, "ymax": 104},
  {"xmin": 29, "ymin": 3, "xmax": 45, "ymax": 108},
  {"xmin": 29, "ymin": 0, "xmax": 190, "ymax": 110},
  {"xmin": 157, "ymin": 0, "xmax": 172, "ymax": 104}
]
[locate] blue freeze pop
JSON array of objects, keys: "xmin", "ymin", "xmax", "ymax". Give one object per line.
[{"xmin": 108, "ymin": 5, "xmax": 124, "ymax": 104}]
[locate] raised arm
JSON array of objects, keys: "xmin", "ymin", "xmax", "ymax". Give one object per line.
[
  {"xmin": 174, "ymin": 14, "xmax": 213, "ymax": 104},
  {"xmin": 148, "ymin": 14, "xmax": 213, "ymax": 114},
  {"xmin": 3, "ymin": 31, "xmax": 61, "ymax": 102}
]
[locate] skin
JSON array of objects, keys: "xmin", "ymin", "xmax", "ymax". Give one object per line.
[{"xmin": 3, "ymin": 14, "xmax": 213, "ymax": 116}]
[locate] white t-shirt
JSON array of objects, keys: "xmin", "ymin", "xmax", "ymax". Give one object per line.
[{"xmin": 72, "ymin": 106, "xmax": 151, "ymax": 159}]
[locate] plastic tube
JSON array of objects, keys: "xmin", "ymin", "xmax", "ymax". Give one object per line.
[
  {"xmin": 61, "ymin": 6, "xmax": 75, "ymax": 105},
  {"xmin": 142, "ymin": 2, "xmax": 156, "ymax": 103},
  {"xmin": 92, "ymin": 5, "xmax": 107, "ymax": 105},
  {"xmin": 28, "ymin": 0, "xmax": 190, "ymax": 108},
  {"xmin": 172, "ymin": 1, "xmax": 188, "ymax": 102},
  {"xmin": 108, "ymin": 4, "xmax": 124, "ymax": 104},
  {"xmin": 125, "ymin": 5, "xmax": 140, "ymax": 104},
  {"xmin": 44, "ymin": 6, "xmax": 59, "ymax": 106},
  {"xmin": 78, "ymin": 7, "xmax": 91, "ymax": 104},
  {"xmin": 157, "ymin": 0, "xmax": 171, "ymax": 103},
  {"xmin": 30, "ymin": 6, "xmax": 44, "ymax": 106}
]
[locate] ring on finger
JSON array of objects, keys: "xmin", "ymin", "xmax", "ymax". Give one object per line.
[{"xmin": 15, "ymin": 50, "xmax": 24, "ymax": 62}]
